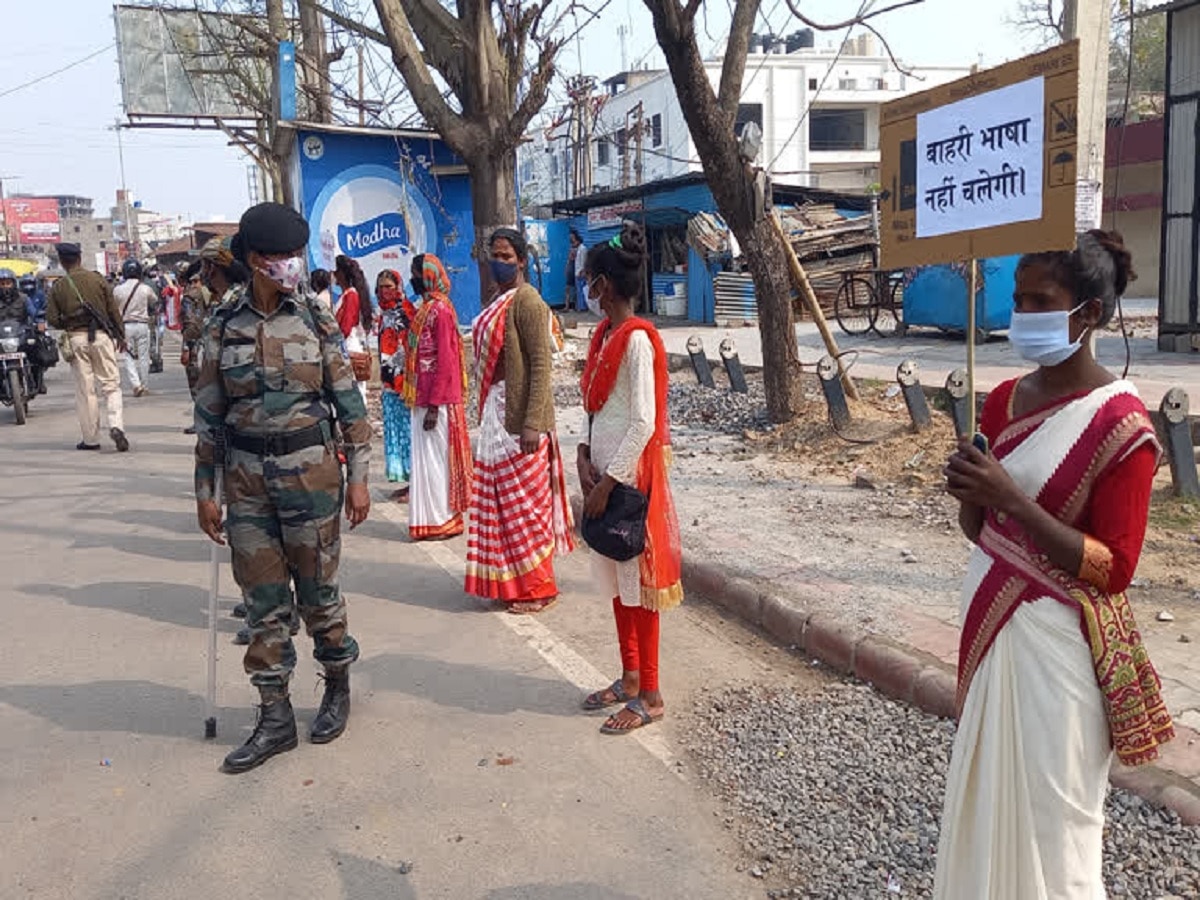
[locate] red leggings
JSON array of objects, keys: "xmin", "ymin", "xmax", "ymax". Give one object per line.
[{"xmin": 612, "ymin": 597, "xmax": 660, "ymax": 693}]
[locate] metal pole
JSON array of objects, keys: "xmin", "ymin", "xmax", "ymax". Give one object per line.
[
  {"xmin": 357, "ymin": 44, "xmax": 365, "ymax": 127},
  {"xmin": 113, "ymin": 121, "xmax": 135, "ymax": 259},
  {"xmin": 0, "ymin": 177, "xmax": 9, "ymax": 256},
  {"xmin": 967, "ymin": 258, "xmax": 978, "ymax": 436}
]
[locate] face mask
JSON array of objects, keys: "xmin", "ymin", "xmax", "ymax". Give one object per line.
[
  {"xmin": 490, "ymin": 259, "xmax": 519, "ymax": 286},
  {"xmin": 409, "ymin": 276, "xmax": 425, "ymax": 298},
  {"xmin": 256, "ymin": 256, "xmax": 305, "ymax": 292},
  {"xmin": 1008, "ymin": 301, "xmax": 1089, "ymax": 367},
  {"xmin": 586, "ymin": 277, "xmax": 603, "ymax": 318}
]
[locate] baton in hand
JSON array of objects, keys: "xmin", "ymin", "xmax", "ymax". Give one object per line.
[{"xmin": 205, "ymin": 431, "xmax": 225, "ymax": 740}]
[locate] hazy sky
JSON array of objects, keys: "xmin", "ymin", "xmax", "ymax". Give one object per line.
[{"xmin": 0, "ymin": 0, "xmax": 1037, "ymax": 222}]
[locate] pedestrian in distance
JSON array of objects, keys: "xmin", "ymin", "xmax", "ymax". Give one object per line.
[
  {"xmin": 577, "ymin": 223, "xmax": 682, "ymax": 734},
  {"xmin": 935, "ymin": 230, "xmax": 1174, "ymax": 898},
  {"xmin": 46, "ymin": 242, "xmax": 129, "ymax": 452},
  {"xmin": 403, "ymin": 253, "xmax": 472, "ymax": 541},
  {"xmin": 182, "ymin": 238, "xmax": 247, "ymax": 434},
  {"xmin": 332, "ymin": 254, "xmax": 373, "ymax": 405},
  {"xmin": 193, "ymin": 202, "xmax": 373, "ymax": 774},
  {"xmin": 113, "ymin": 259, "xmax": 157, "ymax": 397},
  {"xmin": 464, "ymin": 227, "xmax": 574, "ymax": 613},
  {"xmin": 566, "ymin": 229, "xmax": 582, "ymax": 310},
  {"xmin": 376, "ymin": 266, "xmax": 416, "ymax": 495},
  {"xmin": 310, "ymin": 268, "xmax": 333, "ymax": 311}
]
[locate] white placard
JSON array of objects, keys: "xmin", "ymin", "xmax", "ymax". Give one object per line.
[{"xmin": 916, "ymin": 76, "xmax": 1045, "ymax": 239}]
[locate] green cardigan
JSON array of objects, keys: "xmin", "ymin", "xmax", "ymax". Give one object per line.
[{"xmin": 501, "ymin": 282, "xmax": 556, "ymax": 436}]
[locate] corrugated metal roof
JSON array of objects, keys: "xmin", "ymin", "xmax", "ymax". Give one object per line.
[
  {"xmin": 1166, "ymin": 99, "xmax": 1196, "ymax": 215},
  {"xmin": 1170, "ymin": 3, "xmax": 1200, "ymax": 95},
  {"xmin": 1162, "ymin": 218, "xmax": 1194, "ymax": 328}
]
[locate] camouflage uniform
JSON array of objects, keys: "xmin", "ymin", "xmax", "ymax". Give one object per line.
[
  {"xmin": 194, "ymin": 283, "xmax": 372, "ymax": 689},
  {"xmin": 180, "ymin": 282, "xmax": 218, "ymax": 396}
]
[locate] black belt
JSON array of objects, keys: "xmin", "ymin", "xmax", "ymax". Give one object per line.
[{"xmin": 227, "ymin": 422, "xmax": 328, "ymax": 456}]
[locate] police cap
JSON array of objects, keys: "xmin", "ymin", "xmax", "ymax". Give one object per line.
[
  {"xmin": 55, "ymin": 242, "xmax": 82, "ymax": 259},
  {"xmin": 234, "ymin": 203, "xmax": 309, "ymax": 261}
]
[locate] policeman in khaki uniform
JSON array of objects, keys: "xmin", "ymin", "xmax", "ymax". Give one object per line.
[
  {"xmin": 193, "ymin": 203, "xmax": 372, "ymax": 774},
  {"xmin": 46, "ymin": 242, "xmax": 129, "ymax": 452}
]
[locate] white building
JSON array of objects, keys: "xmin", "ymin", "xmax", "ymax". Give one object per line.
[{"xmin": 520, "ymin": 32, "xmax": 972, "ymax": 208}]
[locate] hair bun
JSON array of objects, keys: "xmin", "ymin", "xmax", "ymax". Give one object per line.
[{"xmin": 1088, "ymin": 229, "xmax": 1136, "ymax": 296}]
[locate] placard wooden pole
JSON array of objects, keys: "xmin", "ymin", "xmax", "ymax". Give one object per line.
[
  {"xmin": 966, "ymin": 258, "xmax": 979, "ymax": 436},
  {"xmin": 770, "ymin": 211, "xmax": 860, "ymax": 402}
]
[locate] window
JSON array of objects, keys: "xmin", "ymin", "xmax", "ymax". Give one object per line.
[
  {"xmin": 735, "ymin": 103, "xmax": 764, "ymax": 133},
  {"xmin": 838, "ymin": 78, "xmax": 857, "ymax": 90},
  {"xmin": 874, "ymin": 77, "xmax": 888, "ymax": 90},
  {"xmin": 551, "ymin": 153, "xmax": 559, "ymax": 177},
  {"xmin": 809, "ymin": 108, "xmax": 867, "ymax": 151},
  {"xmin": 616, "ymin": 128, "xmax": 627, "ymax": 157},
  {"xmin": 651, "ymin": 113, "xmax": 663, "ymax": 148},
  {"xmin": 99, "ymin": 241, "xmax": 106, "ymax": 249},
  {"xmin": 73, "ymin": 225, "xmax": 81, "ymax": 234},
  {"xmin": 808, "ymin": 78, "xmax": 818, "ymax": 90},
  {"xmin": 597, "ymin": 139, "xmax": 611, "ymax": 167}
]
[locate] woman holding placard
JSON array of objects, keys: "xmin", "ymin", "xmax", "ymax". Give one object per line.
[{"xmin": 934, "ymin": 230, "xmax": 1174, "ymax": 897}]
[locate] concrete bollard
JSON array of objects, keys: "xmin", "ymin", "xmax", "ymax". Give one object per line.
[
  {"xmin": 718, "ymin": 338, "xmax": 749, "ymax": 394},
  {"xmin": 944, "ymin": 369, "xmax": 971, "ymax": 438},
  {"xmin": 897, "ymin": 360, "xmax": 932, "ymax": 432},
  {"xmin": 817, "ymin": 355, "xmax": 851, "ymax": 431},
  {"xmin": 1160, "ymin": 388, "xmax": 1200, "ymax": 498},
  {"xmin": 686, "ymin": 335, "xmax": 716, "ymax": 389}
]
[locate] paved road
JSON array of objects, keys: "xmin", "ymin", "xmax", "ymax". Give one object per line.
[{"xmin": 0, "ymin": 357, "xmax": 795, "ymax": 900}]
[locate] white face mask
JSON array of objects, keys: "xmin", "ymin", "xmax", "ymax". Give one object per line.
[
  {"xmin": 1008, "ymin": 301, "xmax": 1090, "ymax": 367},
  {"xmin": 585, "ymin": 277, "xmax": 603, "ymax": 318}
]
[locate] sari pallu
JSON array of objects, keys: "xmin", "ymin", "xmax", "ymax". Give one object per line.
[
  {"xmin": 464, "ymin": 291, "xmax": 573, "ymax": 601},
  {"xmin": 581, "ymin": 317, "xmax": 682, "ymax": 610},
  {"xmin": 934, "ymin": 380, "xmax": 1174, "ymax": 900}
]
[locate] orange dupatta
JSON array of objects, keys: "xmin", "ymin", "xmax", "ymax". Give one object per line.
[{"xmin": 582, "ymin": 316, "xmax": 683, "ymax": 611}]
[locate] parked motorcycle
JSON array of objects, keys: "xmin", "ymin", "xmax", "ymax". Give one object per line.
[{"xmin": 0, "ymin": 319, "xmax": 37, "ymax": 425}]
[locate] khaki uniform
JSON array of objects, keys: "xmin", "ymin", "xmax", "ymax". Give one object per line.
[
  {"xmin": 47, "ymin": 267, "xmax": 126, "ymax": 445},
  {"xmin": 194, "ymin": 284, "xmax": 372, "ymax": 689}
]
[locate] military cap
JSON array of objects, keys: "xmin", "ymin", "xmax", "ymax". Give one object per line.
[
  {"xmin": 234, "ymin": 202, "xmax": 310, "ymax": 258},
  {"xmin": 55, "ymin": 242, "xmax": 82, "ymax": 258},
  {"xmin": 199, "ymin": 236, "xmax": 235, "ymax": 267}
]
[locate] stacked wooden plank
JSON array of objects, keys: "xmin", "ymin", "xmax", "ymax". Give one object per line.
[{"xmin": 777, "ymin": 204, "xmax": 876, "ymax": 315}]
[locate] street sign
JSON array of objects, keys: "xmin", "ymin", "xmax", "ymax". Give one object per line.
[{"xmin": 879, "ymin": 42, "xmax": 1080, "ymax": 269}]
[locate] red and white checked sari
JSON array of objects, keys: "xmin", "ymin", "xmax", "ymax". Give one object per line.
[{"xmin": 464, "ymin": 289, "xmax": 573, "ymax": 602}]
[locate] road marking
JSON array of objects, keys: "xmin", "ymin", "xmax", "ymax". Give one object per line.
[{"xmin": 372, "ymin": 494, "xmax": 682, "ymax": 777}]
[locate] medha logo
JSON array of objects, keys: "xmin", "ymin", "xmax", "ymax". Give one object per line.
[{"xmin": 338, "ymin": 212, "xmax": 409, "ymax": 258}]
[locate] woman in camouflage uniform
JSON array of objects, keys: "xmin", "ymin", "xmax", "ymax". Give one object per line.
[{"xmin": 193, "ymin": 202, "xmax": 372, "ymax": 774}]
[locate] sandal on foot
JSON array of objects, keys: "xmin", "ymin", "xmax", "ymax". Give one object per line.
[
  {"xmin": 600, "ymin": 698, "xmax": 663, "ymax": 735},
  {"xmin": 583, "ymin": 679, "xmax": 631, "ymax": 711},
  {"xmin": 507, "ymin": 597, "xmax": 558, "ymax": 616}
]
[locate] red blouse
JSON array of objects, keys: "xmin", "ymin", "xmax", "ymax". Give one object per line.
[
  {"xmin": 979, "ymin": 378, "xmax": 1158, "ymax": 594},
  {"xmin": 335, "ymin": 288, "xmax": 360, "ymax": 339}
]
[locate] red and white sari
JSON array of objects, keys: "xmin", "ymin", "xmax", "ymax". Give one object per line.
[
  {"xmin": 934, "ymin": 379, "xmax": 1174, "ymax": 900},
  {"xmin": 464, "ymin": 289, "xmax": 573, "ymax": 602}
]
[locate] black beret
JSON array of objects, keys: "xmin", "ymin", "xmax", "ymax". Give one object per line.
[
  {"xmin": 236, "ymin": 202, "xmax": 310, "ymax": 257},
  {"xmin": 55, "ymin": 242, "xmax": 82, "ymax": 257}
]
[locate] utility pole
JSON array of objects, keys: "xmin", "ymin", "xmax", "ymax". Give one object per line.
[
  {"xmin": 618, "ymin": 25, "xmax": 629, "ymax": 72},
  {"xmin": 299, "ymin": 0, "xmax": 332, "ymax": 123},
  {"xmin": 110, "ymin": 120, "xmax": 137, "ymax": 259},
  {"xmin": 1064, "ymin": 0, "xmax": 1112, "ymax": 231},
  {"xmin": 357, "ymin": 44, "xmax": 366, "ymax": 126},
  {"xmin": 633, "ymin": 101, "xmax": 645, "ymax": 186},
  {"xmin": 0, "ymin": 175, "xmax": 14, "ymax": 256}
]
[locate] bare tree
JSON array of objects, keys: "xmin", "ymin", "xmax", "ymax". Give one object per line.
[
  {"xmin": 1012, "ymin": 0, "xmax": 1067, "ymax": 42},
  {"xmin": 639, "ymin": 0, "xmax": 922, "ymax": 422},
  {"xmin": 320, "ymin": 0, "xmax": 578, "ymax": 298}
]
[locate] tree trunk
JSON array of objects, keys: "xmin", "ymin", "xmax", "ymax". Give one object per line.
[
  {"xmin": 733, "ymin": 216, "xmax": 802, "ymax": 421},
  {"xmin": 464, "ymin": 149, "xmax": 517, "ymax": 301}
]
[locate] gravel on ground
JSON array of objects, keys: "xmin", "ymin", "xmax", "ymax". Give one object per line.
[{"xmin": 685, "ymin": 681, "xmax": 1200, "ymax": 900}]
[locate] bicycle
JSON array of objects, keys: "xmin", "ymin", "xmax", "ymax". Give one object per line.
[{"xmin": 834, "ymin": 269, "xmax": 907, "ymax": 338}]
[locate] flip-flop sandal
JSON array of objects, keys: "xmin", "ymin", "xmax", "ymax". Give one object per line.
[
  {"xmin": 583, "ymin": 679, "xmax": 631, "ymax": 711},
  {"xmin": 600, "ymin": 698, "xmax": 663, "ymax": 735}
]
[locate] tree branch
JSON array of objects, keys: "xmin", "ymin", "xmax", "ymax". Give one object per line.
[
  {"xmin": 718, "ymin": 0, "xmax": 759, "ymax": 118},
  {"xmin": 374, "ymin": 0, "xmax": 479, "ymax": 146},
  {"xmin": 315, "ymin": 3, "xmax": 389, "ymax": 44},
  {"xmin": 783, "ymin": 0, "xmax": 925, "ymax": 31}
]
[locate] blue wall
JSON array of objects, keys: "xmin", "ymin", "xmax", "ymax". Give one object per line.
[{"xmin": 294, "ymin": 129, "xmax": 481, "ymax": 322}]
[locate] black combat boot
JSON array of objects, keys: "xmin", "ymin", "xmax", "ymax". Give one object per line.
[
  {"xmin": 222, "ymin": 690, "xmax": 298, "ymax": 773},
  {"xmin": 309, "ymin": 668, "xmax": 350, "ymax": 744}
]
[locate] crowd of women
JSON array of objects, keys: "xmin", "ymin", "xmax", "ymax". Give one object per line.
[{"xmin": 197, "ymin": 200, "xmax": 1178, "ymax": 896}]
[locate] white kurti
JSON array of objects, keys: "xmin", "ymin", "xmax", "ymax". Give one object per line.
[{"xmin": 586, "ymin": 329, "xmax": 656, "ymax": 607}]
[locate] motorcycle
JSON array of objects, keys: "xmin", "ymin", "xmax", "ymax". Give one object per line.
[{"xmin": 0, "ymin": 319, "xmax": 37, "ymax": 425}]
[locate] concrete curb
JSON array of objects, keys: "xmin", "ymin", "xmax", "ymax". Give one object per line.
[{"xmin": 681, "ymin": 552, "xmax": 1200, "ymax": 826}]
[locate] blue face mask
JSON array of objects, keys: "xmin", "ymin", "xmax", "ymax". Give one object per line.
[{"xmin": 490, "ymin": 259, "xmax": 519, "ymax": 286}]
